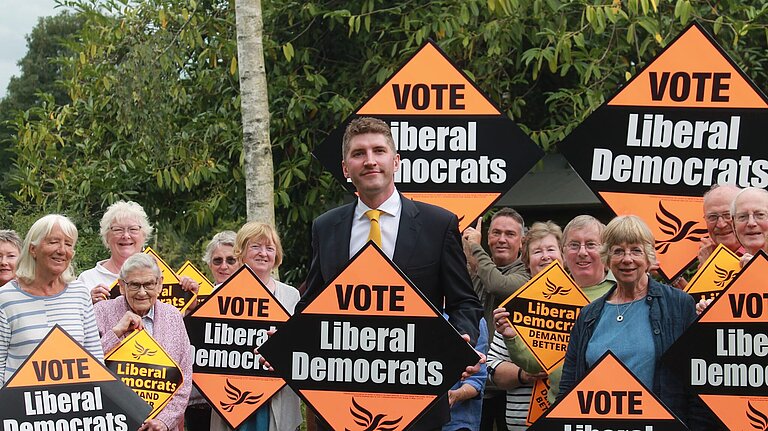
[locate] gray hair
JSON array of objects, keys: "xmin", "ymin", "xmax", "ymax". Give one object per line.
[
  {"xmin": 16, "ymin": 215, "xmax": 78, "ymax": 284},
  {"xmin": 99, "ymin": 201, "xmax": 153, "ymax": 248},
  {"xmin": 119, "ymin": 253, "xmax": 162, "ymax": 280},
  {"xmin": 203, "ymin": 231, "xmax": 237, "ymax": 265},
  {"xmin": 562, "ymin": 215, "xmax": 605, "ymax": 246},
  {"xmin": 0, "ymin": 230, "xmax": 22, "ymax": 252}
]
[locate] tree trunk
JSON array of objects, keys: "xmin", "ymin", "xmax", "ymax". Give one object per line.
[{"xmin": 235, "ymin": 0, "xmax": 274, "ymax": 225}]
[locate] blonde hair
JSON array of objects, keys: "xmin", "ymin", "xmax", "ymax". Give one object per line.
[
  {"xmin": 16, "ymin": 214, "xmax": 78, "ymax": 284},
  {"xmin": 234, "ymin": 222, "xmax": 284, "ymax": 269},
  {"xmin": 521, "ymin": 221, "xmax": 562, "ymax": 271},
  {"xmin": 600, "ymin": 215, "xmax": 656, "ymax": 266}
]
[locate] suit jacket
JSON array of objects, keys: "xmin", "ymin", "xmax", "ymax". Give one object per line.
[
  {"xmin": 95, "ymin": 297, "xmax": 193, "ymax": 431},
  {"xmin": 299, "ymin": 194, "xmax": 483, "ymax": 430}
]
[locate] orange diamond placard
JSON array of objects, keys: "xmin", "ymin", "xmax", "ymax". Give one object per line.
[
  {"xmin": 530, "ymin": 352, "xmax": 687, "ymax": 431},
  {"xmin": 184, "ymin": 265, "xmax": 292, "ymax": 428},
  {"xmin": 177, "ymin": 260, "xmax": 216, "ymax": 304},
  {"xmin": 0, "ymin": 326, "xmax": 151, "ymax": 428},
  {"xmin": 684, "ymin": 243, "xmax": 741, "ymax": 304},
  {"xmin": 313, "ymin": 40, "xmax": 542, "ymax": 232},
  {"xmin": 105, "ymin": 329, "xmax": 184, "ymax": 419},
  {"xmin": 258, "ymin": 243, "xmax": 480, "ymax": 431},
  {"xmin": 663, "ymin": 251, "xmax": 768, "ymax": 430},
  {"xmin": 499, "ymin": 261, "xmax": 589, "ymax": 373},
  {"xmin": 559, "ymin": 22, "xmax": 768, "ymax": 282}
]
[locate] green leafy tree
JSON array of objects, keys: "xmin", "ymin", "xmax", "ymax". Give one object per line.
[{"xmin": 7, "ymin": 0, "xmax": 768, "ymax": 282}]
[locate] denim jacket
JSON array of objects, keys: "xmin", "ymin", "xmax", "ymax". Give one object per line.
[{"xmin": 559, "ymin": 276, "xmax": 705, "ymax": 427}]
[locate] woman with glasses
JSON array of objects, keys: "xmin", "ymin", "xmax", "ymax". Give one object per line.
[
  {"xmin": 0, "ymin": 215, "xmax": 103, "ymax": 386},
  {"xmin": 559, "ymin": 215, "xmax": 704, "ymax": 428},
  {"xmin": 80, "ymin": 200, "xmax": 198, "ymax": 304},
  {"xmin": 496, "ymin": 215, "xmax": 614, "ymax": 406},
  {"xmin": 203, "ymin": 231, "xmax": 238, "ymax": 286},
  {"xmin": 185, "ymin": 230, "xmax": 237, "ymax": 431},
  {"xmin": 79, "ymin": 200, "xmax": 153, "ymax": 302},
  {"xmin": 209, "ymin": 222, "xmax": 301, "ymax": 431},
  {"xmin": 94, "ymin": 253, "xmax": 192, "ymax": 431}
]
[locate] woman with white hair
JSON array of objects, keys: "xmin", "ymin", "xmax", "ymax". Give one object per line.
[
  {"xmin": 0, "ymin": 230, "xmax": 22, "ymax": 285},
  {"xmin": 94, "ymin": 253, "xmax": 192, "ymax": 431},
  {"xmin": 203, "ymin": 230, "xmax": 238, "ymax": 286},
  {"xmin": 79, "ymin": 200, "xmax": 154, "ymax": 301},
  {"xmin": 80, "ymin": 200, "xmax": 198, "ymax": 304},
  {"xmin": 0, "ymin": 214, "xmax": 102, "ymax": 386}
]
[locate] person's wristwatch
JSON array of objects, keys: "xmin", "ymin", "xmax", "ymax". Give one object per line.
[{"xmin": 487, "ymin": 362, "xmax": 497, "ymax": 385}]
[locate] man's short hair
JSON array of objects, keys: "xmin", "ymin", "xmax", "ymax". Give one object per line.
[
  {"xmin": 341, "ymin": 117, "xmax": 396, "ymax": 159},
  {"xmin": 490, "ymin": 207, "xmax": 525, "ymax": 230}
]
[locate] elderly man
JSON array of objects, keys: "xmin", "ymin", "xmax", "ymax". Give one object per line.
[
  {"xmin": 462, "ymin": 208, "xmax": 530, "ymax": 431},
  {"xmin": 698, "ymin": 184, "xmax": 742, "ymax": 266},
  {"xmin": 732, "ymin": 187, "xmax": 768, "ymax": 257}
]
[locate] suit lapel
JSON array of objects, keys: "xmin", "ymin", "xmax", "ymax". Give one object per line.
[
  {"xmin": 393, "ymin": 195, "xmax": 421, "ymax": 267},
  {"xmin": 323, "ymin": 202, "xmax": 355, "ymax": 279}
]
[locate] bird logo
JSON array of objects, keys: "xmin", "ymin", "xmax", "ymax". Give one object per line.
[
  {"xmin": 747, "ymin": 401, "xmax": 768, "ymax": 430},
  {"xmin": 542, "ymin": 279, "xmax": 571, "ymax": 300},
  {"xmin": 345, "ymin": 397, "xmax": 402, "ymax": 431},
  {"xmin": 713, "ymin": 264, "xmax": 737, "ymax": 288},
  {"xmin": 219, "ymin": 379, "xmax": 262, "ymax": 413},
  {"xmin": 654, "ymin": 201, "xmax": 708, "ymax": 254},
  {"xmin": 132, "ymin": 341, "xmax": 157, "ymax": 360}
]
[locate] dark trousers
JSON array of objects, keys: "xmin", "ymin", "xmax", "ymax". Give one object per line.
[{"xmin": 480, "ymin": 390, "xmax": 508, "ymax": 431}]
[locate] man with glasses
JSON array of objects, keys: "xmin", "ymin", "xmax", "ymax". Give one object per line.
[
  {"xmin": 731, "ymin": 187, "xmax": 768, "ymax": 257},
  {"xmin": 698, "ymin": 184, "xmax": 742, "ymax": 266}
]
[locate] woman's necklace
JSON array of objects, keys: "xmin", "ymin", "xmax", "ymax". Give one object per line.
[{"xmin": 615, "ymin": 299, "xmax": 635, "ymax": 322}]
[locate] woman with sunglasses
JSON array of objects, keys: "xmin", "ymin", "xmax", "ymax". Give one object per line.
[{"xmin": 203, "ymin": 231, "xmax": 238, "ymax": 286}]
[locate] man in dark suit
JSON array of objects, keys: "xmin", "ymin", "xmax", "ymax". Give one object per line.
[{"xmin": 297, "ymin": 117, "xmax": 484, "ymax": 430}]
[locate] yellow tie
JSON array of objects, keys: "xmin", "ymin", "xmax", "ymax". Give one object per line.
[{"xmin": 365, "ymin": 209, "xmax": 383, "ymax": 247}]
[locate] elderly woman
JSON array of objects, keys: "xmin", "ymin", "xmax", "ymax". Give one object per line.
[
  {"xmin": 559, "ymin": 215, "xmax": 700, "ymax": 426},
  {"xmin": 496, "ymin": 215, "xmax": 614, "ymax": 405},
  {"xmin": 0, "ymin": 230, "xmax": 22, "ymax": 285},
  {"xmin": 79, "ymin": 201, "xmax": 153, "ymax": 301},
  {"xmin": 185, "ymin": 230, "xmax": 237, "ymax": 431},
  {"xmin": 0, "ymin": 215, "xmax": 102, "ymax": 385},
  {"xmin": 94, "ymin": 253, "xmax": 192, "ymax": 431},
  {"xmin": 488, "ymin": 221, "xmax": 560, "ymax": 431},
  {"xmin": 203, "ymin": 230, "xmax": 238, "ymax": 286},
  {"xmin": 209, "ymin": 222, "xmax": 301, "ymax": 431}
]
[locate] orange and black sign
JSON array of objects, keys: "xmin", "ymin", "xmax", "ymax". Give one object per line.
[
  {"xmin": 499, "ymin": 261, "xmax": 589, "ymax": 373},
  {"xmin": 526, "ymin": 378, "xmax": 550, "ymax": 426},
  {"xmin": 663, "ymin": 250, "xmax": 768, "ymax": 430},
  {"xmin": 258, "ymin": 243, "xmax": 479, "ymax": 431},
  {"xmin": 0, "ymin": 326, "xmax": 151, "ymax": 430},
  {"xmin": 312, "ymin": 40, "xmax": 543, "ymax": 231},
  {"xmin": 558, "ymin": 21, "xmax": 768, "ymax": 281},
  {"xmin": 105, "ymin": 329, "xmax": 184, "ymax": 419},
  {"xmin": 684, "ymin": 243, "xmax": 741, "ymax": 304},
  {"xmin": 529, "ymin": 351, "xmax": 687, "ymax": 431},
  {"xmin": 107, "ymin": 248, "xmax": 196, "ymax": 313},
  {"xmin": 176, "ymin": 260, "xmax": 217, "ymax": 304},
  {"xmin": 184, "ymin": 265, "xmax": 291, "ymax": 429}
]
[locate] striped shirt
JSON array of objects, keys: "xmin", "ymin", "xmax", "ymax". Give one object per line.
[
  {"xmin": 487, "ymin": 331, "xmax": 533, "ymax": 430},
  {"xmin": 0, "ymin": 279, "xmax": 103, "ymax": 385}
]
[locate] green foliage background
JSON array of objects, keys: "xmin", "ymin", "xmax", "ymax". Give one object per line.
[{"xmin": 1, "ymin": 0, "xmax": 767, "ymax": 283}]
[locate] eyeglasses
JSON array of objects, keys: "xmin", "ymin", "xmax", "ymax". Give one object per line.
[
  {"xmin": 565, "ymin": 241, "xmax": 601, "ymax": 252},
  {"xmin": 212, "ymin": 256, "xmax": 237, "ymax": 266},
  {"xmin": 705, "ymin": 212, "xmax": 732, "ymax": 224},
  {"xmin": 110, "ymin": 225, "xmax": 142, "ymax": 236},
  {"xmin": 610, "ymin": 247, "xmax": 645, "ymax": 259},
  {"xmin": 734, "ymin": 211, "xmax": 768, "ymax": 224},
  {"xmin": 123, "ymin": 280, "xmax": 158, "ymax": 292},
  {"xmin": 249, "ymin": 243, "xmax": 276, "ymax": 254}
]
